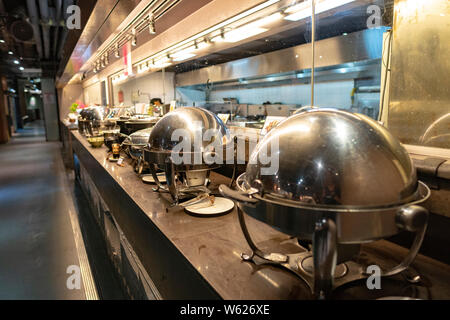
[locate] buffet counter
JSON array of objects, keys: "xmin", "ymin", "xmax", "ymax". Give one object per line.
[{"xmin": 66, "ymin": 124, "xmax": 450, "ymax": 300}]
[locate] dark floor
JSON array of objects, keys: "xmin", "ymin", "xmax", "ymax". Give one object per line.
[{"xmin": 0, "ymin": 121, "xmax": 125, "ymax": 299}]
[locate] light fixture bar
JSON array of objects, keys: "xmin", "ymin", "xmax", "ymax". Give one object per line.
[
  {"xmin": 135, "ymin": 0, "xmax": 280, "ymax": 66},
  {"xmin": 284, "ymin": 0, "xmax": 355, "ymax": 21}
]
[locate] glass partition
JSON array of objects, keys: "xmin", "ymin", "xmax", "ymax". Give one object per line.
[{"xmin": 173, "ymin": 0, "xmax": 390, "ymax": 124}]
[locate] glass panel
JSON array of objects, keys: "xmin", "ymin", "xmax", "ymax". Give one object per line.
[
  {"xmin": 386, "ymin": 0, "xmax": 450, "ymax": 149},
  {"xmin": 172, "ymin": 0, "xmax": 390, "ymax": 124}
]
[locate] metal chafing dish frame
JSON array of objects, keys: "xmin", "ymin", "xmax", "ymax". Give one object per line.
[
  {"xmin": 219, "ymin": 174, "xmax": 430, "ymax": 299},
  {"xmin": 144, "ymin": 144, "xmax": 237, "ymax": 204}
]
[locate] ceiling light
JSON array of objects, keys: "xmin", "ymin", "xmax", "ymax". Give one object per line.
[
  {"xmin": 223, "ymin": 25, "xmax": 268, "ymax": 43},
  {"xmin": 249, "ymin": 12, "xmax": 284, "ymax": 27},
  {"xmin": 171, "ymin": 46, "xmax": 195, "ymax": 58},
  {"xmin": 172, "ymin": 53, "xmax": 196, "ymax": 62},
  {"xmin": 19, "ymin": 67, "xmax": 24, "ymax": 71},
  {"xmin": 8, "ymin": 51, "xmax": 13, "ymax": 55},
  {"xmin": 284, "ymin": 0, "xmax": 355, "ymax": 21},
  {"xmin": 153, "ymin": 57, "xmax": 172, "ymax": 68},
  {"xmin": 0, "ymin": 39, "xmax": 5, "ymax": 43},
  {"xmin": 13, "ymin": 60, "xmax": 20, "ymax": 64}
]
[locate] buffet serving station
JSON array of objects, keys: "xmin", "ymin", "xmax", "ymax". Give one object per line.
[{"xmin": 62, "ymin": 114, "xmax": 450, "ymax": 300}]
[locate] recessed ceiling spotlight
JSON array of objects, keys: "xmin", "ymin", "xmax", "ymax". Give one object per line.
[
  {"xmin": 0, "ymin": 39, "xmax": 5, "ymax": 43},
  {"xmin": 19, "ymin": 67, "xmax": 24, "ymax": 71},
  {"xmin": 13, "ymin": 60, "xmax": 20, "ymax": 64},
  {"xmin": 8, "ymin": 51, "xmax": 13, "ymax": 55}
]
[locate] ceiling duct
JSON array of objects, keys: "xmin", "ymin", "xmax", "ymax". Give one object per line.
[
  {"xmin": 9, "ymin": 20, "xmax": 34, "ymax": 42},
  {"xmin": 26, "ymin": 0, "xmax": 43, "ymax": 59}
]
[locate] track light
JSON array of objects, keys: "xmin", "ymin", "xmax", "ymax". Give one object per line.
[
  {"xmin": 115, "ymin": 43, "xmax": 120, "ymax": 58},
  {"xmin": 131, "ymin": 28, "xmax": 137, "ymax": 46},
  {"xmin": 149, "ymin": 13, "xmax": 156, "ymax": 34}
]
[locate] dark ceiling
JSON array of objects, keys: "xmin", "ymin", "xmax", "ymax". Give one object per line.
[{"xmin": 0, "ymin": 0, "xmax": 96, "ymax": 79}]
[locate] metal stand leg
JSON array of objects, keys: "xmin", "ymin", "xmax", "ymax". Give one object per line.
[
  {"xmin": 237, "ymin": 206, "xmax": 288, "ymax": 264},
  {"xmin": 165, "ymin": 157, "xmax": 179, "ymax": 204},
  {"xmin": 150, "ymin": 163, "xmax": 168, "ymax": 192},
  {"xmin": 313, "ymin": 218, "xmax": 337, "ymax": 299}
]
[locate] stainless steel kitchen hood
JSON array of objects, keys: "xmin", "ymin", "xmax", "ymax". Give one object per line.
[{"xmin": 175, "ymin": 28, "xmax": 386, "ymax": 88}]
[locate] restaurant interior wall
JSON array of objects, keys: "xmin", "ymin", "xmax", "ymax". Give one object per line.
[
  {"xmin": 112, "ymin": 71, "xmax": 175, "ymax": 106},
  {"xmin": 83, "ymin": 82, "xmax": 103, "ymax": 106},
  {"xmin": 58, "ymin": 84, "xmax": 84, "ymax": 120}
]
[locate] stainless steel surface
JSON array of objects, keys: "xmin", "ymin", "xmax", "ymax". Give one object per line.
[
  {"xmin": 58, "ymin": 0, "xmax": 211, "ymax": 85},
  {"xmin": 124, "ymin": 128, "xmax": 154, "ymax": 146},
  {"xmin": 148, "ymin": 107, "xmax": 231, "ymax": 153},
  {"xmin": 387, "ymin": 0, "xmax": 450, "ymax": 148},
  {"xmin": 183, "ymin": 61, "xmax": 381, "ymax": 92},
  {"xmin": 58, "ymin": 0, "xmax": 136, "ymax": 84},
  {"xmin": 176, "ymin": 29, "xmax": 384, "ymax": 87},
  {"xmin": 245, "ymin": 109, "xmax": 418, "ymax": 207}
]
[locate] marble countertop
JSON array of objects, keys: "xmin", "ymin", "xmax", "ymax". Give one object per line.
[{"xmin": 70, "ymin": 129, "xmax": 450, "ymax": 300}]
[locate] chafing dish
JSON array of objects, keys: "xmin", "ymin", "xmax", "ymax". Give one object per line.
[
  {"xmin": 124, "ymin": 118, "xmax": 157, "ymax": 135},
  {"xmin": 79, "ymin": 106, "xmax": 108, "ymax": 137},
  {"xmin": 122, "ymin": 128, "xmax": 153, "ymax": 173},
  {"xmin": 219, "ymin": 108, "xmax": 430, "ymax": 299},
  {"xmin": 143, "ymin": 107, "xmax": 234, "ymax": 203}
]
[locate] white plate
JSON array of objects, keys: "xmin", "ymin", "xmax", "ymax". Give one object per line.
[
  {"xmin": 184, "ymin": 197, "xmax": 234, "ymax": 216},
  {"xmin": 142, "ymin": 173, "xmax": 166, "ymax": 183}
]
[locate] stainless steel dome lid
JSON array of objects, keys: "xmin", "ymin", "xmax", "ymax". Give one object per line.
[
  {"xmin": 243, "ymin": 108, "xmax": 419, "ymax": 208},
  {"xmin": 123, "ymin": 128, "xmax": 153, "ymax": 146},
  {"xmin": 148, "ymin": 107, "xmax": 231, "ymax": 152}
]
